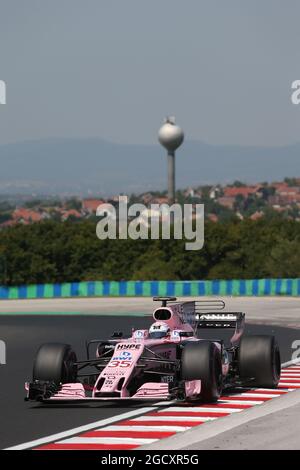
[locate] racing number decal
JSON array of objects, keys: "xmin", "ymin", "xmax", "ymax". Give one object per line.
[{"xmin": 109, "ymin": 360, "xmax": 132, "ymax": 368}]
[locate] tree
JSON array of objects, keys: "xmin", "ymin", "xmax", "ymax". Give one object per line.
[
  {"xmin": 132, "ymin": 250, "xmax": 179, "ymax": 280},
  {"xmin": 265, "ymin": 238, "xmax": 300, "ymax": 277},
  {"xmin": 0, "ymin": 216, "xmax": 300, "ymax": 284},
  {"xmin": 65, "ymin": 198, "xmax": 82, "ymax": 211}
]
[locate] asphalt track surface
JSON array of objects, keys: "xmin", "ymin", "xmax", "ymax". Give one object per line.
[
  {"xmin": 0, "ymin": 297, "xmax": 299, "ymax": 449},
  {"xmin": 0, "ymin": 296, "xmax": 299, "ymax": 327}
]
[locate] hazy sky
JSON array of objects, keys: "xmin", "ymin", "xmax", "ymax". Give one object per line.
[{"xmin": 0, "ymin": 0, "xmax": 300, "ymax": 146}]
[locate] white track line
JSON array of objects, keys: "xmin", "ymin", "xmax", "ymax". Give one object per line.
[
  {"xmin": 132, "ymin": 415, "xmax": 216, "ymax": 422},
  {"xmin": 218, "ymin": 399, "xmax": 264, "ymax": 405},
  {"xmin": 97, "ymin": 425, "xmax": 188, "ymax": 432},
  {"xmin": 223, "ymin": 392, "xmax": 281, "ymax": 398},
  {"xmin": 241, "ymin": 387, "xmax": 287, "ymax": 392},
  {"xmin": 57, "ymin": 436, "xmax": 157, "ymax": 445},
  {"xmin": 279, "ymin": 382, "xmax": 300, "ymax": 386},
  {"xmin": 245, "ymin": 388, "xmax": 287, "ymax": 393},
  {"xmin": 160, "ymin": 406, "xmax": 242, "ymax": 413},
  {"xmin": 4, "ymin": 406, "xmax": 158, "ymax": 450},
  {"xmin": 127, "ymin": 424, "xmax": 192, "ymax": 431}
]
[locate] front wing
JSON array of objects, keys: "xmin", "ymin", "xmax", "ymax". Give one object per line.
[{"xmin": 25, "ymin": 380, "xmax": 201, "ymax": 403}]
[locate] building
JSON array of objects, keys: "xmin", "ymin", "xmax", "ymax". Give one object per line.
[
  {"xmin": 217, "ymin": 196, "xmax": 235, "ymax": 209},
  {"xmin": 184, "ymin": 187, "xmax": 202, "ymax": 199},
  {"xmin": 223, "ymin": 186, "xmax": 260, "ymax": 198},
  {"xmin": 60, "ymin": 209, "xmax": 82, "ymax": 221},
  {"xmin": 82, "ymin": 199, "xmax": 105, "ymax": 214},
  {"xmin": 12, "ymin": 208, "xmax": 46, "ymax": 224}
]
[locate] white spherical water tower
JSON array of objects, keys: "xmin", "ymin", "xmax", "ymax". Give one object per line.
[{"xmin": 158, "ymin": 117, "xmax": 184, "ymax": 205}]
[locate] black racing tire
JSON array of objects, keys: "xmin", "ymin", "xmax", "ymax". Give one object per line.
[
  {"xmin": 181, "ymin": 340, "xmax": 222, "ymax": 402},
  {"xmin": 238, "ymin": 335, "xmax": 281, "ymax": 388},
  {"xmin": 33, "ymin": 343, "xmax": 77, "ymax": 384}
]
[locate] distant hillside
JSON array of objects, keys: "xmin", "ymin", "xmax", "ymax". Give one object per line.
[{"xmin": 0, "ymin": 137, "xmax": 299, "ymax": 195}]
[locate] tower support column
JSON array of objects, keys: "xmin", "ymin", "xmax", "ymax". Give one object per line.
[{"xmin": 168, "ymin": 151, "xmax": 175, "ymax": 205}]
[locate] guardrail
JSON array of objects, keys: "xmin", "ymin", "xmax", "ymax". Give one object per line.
[{"xmin": 0, "ymin": 279, "xmax": 299, "ymax": 299}]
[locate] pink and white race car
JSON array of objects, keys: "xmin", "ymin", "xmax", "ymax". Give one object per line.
[{"xmin": 25, "ymin": 297, "xmax": 281, "ymax": 403}]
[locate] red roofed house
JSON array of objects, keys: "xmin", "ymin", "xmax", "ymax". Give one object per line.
[
  {"xmin": 12, "ymin": 208, "xmax": 45, "ymax": 224},
  {"xmin": 275, "ymin": 186, "xmax": 300, "ymax": 204},
  {"xmin": 223, "ymin": 186, "xmax": 260, "ymax": 198},
  {"xmin": 82, "ymin": 199, "xmax": 105, "ymax": 214},
  {"xmin": 61, "ymin": 209, "xmax": 82, "ymax": 221},
  {"xmin": 0, "ymin": 219, "xmax": 17, "ymax": 228},
  {"xmin": 272, "ymin": 182, "xmax": 289, "ymax": 191},
  {"xmin": 217, "ymin": 196, "xmax": 235, "ymax": 209}
]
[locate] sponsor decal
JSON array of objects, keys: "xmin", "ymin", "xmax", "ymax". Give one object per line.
[
  {"xmin": 161, "ymin": 375, "xmax": 174, "ymax": 383},
  {"xmin": 116, "ymin": 343, "xmax": 141, "ymax": 350},
  {"xmin": 197, "ymin": 314, "xmax": 238, "ymax": 321},
  {"xmin": 103, "ymin": 370, "xmax": 123, "ymax": 376},
  {"xmin": 171, "ymin": 330, "xmax": 180, "ymax": 338},
  {"xmin": 112, "ymin": 351, "xmax": 132, "ymax": 361},
  {"xmin": 133, "ymin": 330, "xmax": 144, "ymax": 338},
  {"xmin": 104, "ymin": 379, "xmax": 114, "ymax": 386}
]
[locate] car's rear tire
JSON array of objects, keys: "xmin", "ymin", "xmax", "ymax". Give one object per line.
[
  {"xmin": 33, "ymin": 343, "xmax": 77, "ymax": 384},
  {"xmin": 238, "ymin": 335, "xmax": 281, "ymax": 388},
  {"xmin": 181, "ymin": 340, "xmax": 222, "ymax": 402}
]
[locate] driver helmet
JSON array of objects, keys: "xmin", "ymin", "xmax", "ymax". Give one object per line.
[{"xmin": 149, "ymin": 321, "xmax": 171, "ymax": 339}]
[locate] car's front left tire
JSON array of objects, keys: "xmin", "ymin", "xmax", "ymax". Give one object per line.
[{"xmin": 33, "ymin": 342, "xmax": 77, "ymax": 384}]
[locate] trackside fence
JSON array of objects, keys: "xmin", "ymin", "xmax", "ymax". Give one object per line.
[{"xmin": 0, "ymin": 279, "xmax": 299, "ymax": 299}]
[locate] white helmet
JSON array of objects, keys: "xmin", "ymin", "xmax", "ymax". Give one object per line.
[{"xmin": 149, "ymin": 322, "xmax": 170, "ymax": 339}]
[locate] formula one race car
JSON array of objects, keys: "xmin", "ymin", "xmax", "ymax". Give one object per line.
[{"xmin": 25, "ymin": 297, "xmax": 281, "ymax": 403}]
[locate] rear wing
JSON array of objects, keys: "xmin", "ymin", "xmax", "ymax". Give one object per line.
[
  {"xmin": 196, "ymin": 312, "xmax": 245, "ymax": 329},
  {"xmin": 196, "ymin": 311, "xmax": 245, "ymax": 345},
  {"xmin": 153, "ymin": 297, "xmax": 225, "ymax": 311},
  {"xmin": 153, "ymin": 297, "xmax": 245, "ymax": 345}
]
